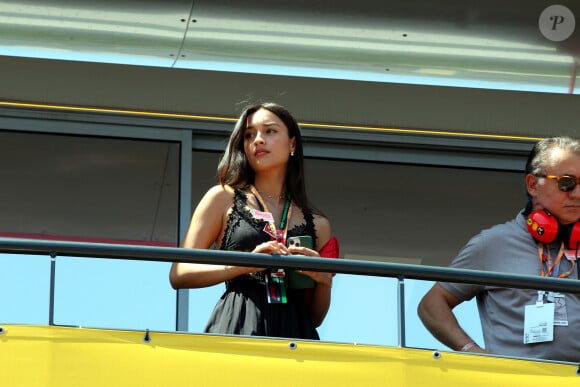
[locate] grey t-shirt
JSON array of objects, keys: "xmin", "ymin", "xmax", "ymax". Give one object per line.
[{"xmin": 440, "ymin": 212, "xmax": 580, "ymax": 362}]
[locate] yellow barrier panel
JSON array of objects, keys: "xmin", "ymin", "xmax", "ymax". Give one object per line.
[{"xmin": 0, "ymin": 325, "xmax": 577, "ymax": 386}]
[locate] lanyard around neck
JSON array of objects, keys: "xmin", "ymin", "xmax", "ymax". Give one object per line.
[
  {"xmin": 538, "ymin": 242, "xmax": 575, "ymax": 278},
  {"xmin": 250, "ymin": 185, "xmax": 292, "ymax": 244}
]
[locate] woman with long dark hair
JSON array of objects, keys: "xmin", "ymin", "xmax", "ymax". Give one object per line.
[{"xmin": 170, "ymin": 102, "xmax": 339, "ymax": 339}]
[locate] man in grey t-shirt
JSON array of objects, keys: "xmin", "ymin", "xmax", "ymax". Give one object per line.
[{"xmin": 418, "ymin": 136, "xmax": 580, "ymax": 362}]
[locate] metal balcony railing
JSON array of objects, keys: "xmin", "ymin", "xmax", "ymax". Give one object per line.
[{"xmin": 1, "ymin": 237, "xmax": 579, "ymax": 349}]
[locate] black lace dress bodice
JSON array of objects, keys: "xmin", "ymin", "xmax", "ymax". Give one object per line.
[
  {"xmin": 204, "ymin": 188, "xmax": 320, "ymax": 339},
  {"xmin": 219, "ymin": 188, "xmax": 316, "ymax": 251}
]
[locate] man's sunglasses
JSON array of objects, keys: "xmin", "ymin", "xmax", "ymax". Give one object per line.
[{"xmin": 537, "ymin": 175, "xmax": 580, "ymax": 192}]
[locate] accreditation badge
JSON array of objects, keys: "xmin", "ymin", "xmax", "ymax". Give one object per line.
[
  {"xmin": 265, "ymin": 269, "xmax": 287, "ymax": 304},
  {"xmin": 523, "ymin": 301, "xmax": 554, "ymax": 344},
  {"xmin": 552, "ymin": 293, "xmax": 569, "ymax": 326}
]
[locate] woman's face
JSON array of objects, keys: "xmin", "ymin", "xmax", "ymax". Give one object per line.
[{"xmin": 243, "ymin": 108, "xmax": 296, "ymax": 173}]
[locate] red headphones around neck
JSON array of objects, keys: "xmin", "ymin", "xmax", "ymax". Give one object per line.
[{"xmin": 526, "ymin": 209, "xmax": 580, "ymax": 249}]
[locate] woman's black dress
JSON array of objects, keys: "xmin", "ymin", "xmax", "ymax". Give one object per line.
[{"xmin": 204, "ymin": 188, "xmax": 319, "ymax": 339}]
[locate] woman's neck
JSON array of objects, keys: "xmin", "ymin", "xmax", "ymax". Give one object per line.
[{"xmin": 253, "ymin": 174, "xmax": 286, "ymax": 200}]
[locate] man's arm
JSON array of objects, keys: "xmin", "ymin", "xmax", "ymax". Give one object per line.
[{"xmin": 417, "ymin": 283, "xmax": 486, "ymax": 353}]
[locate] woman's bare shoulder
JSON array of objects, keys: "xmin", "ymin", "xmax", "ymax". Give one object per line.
[
  {"xmin": 192, "ymin": 184, "xmax": 235, "ymax": 214},
  {"xmin": 203, "ymin": 184, "xmax": 236, "ymax": 201}
]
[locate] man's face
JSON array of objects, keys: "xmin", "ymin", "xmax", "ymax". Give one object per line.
[{"xmin": 527, "ymin": 149, "xmax": 580, "ymax": 225}]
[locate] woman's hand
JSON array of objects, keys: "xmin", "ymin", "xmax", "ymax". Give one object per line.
[
  {"xmin": 233, "ymin": 241, "xmax": 290, "ymax": 275},
  {"xmin": 287, "ymin": 245, "xmax": 333, "ymax": 287},
  {"xmin": 287, "ymin": 245, "xmax": 318, "ymax": 257},
  {"xmin": 253, "ymin": 240, "xmax": 290, "ymax": 255}
]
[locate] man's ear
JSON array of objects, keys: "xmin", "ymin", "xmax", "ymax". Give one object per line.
[{"xmin": 526, "ymin": 174, "xmax": 538, "ymax": 197}]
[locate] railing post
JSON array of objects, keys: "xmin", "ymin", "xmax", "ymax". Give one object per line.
[
  {"xmin": 397, "ymin": 276, "xmax": 405, "ymax": 347},
  {"xmin": 48, "ymin": 252, "xmax": 56, "ymax": 326},
  {"xmin": 176, "ymin": 289, "xmax": 189, "ymax": 331}
]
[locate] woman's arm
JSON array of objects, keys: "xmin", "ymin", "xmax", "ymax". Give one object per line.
[
  {"xmin": 169, "ymin": 185, "xmax": 243, "ymax": 289},
  {"xmin": 169, "ymin": 185, "xmax": 289, "ymax": 289},
  {"xmin": 304, "ymin": 215, "xmax": 333, "ymax": 327}
]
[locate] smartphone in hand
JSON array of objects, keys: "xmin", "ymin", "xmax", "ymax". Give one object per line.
[
  {"xmin": 287, "ymin": 236, "xmax": 315, "ymax": 289},
  {"xmin": 287, "ymin": 235, "xmax": 313, "ymax": 250}
]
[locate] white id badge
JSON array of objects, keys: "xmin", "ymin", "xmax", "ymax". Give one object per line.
[
  {"xmin": 523, "ymin": 302, "xmax": 554, "ymax": 344},
  {"xmin": 553, "ymin": 293, "xmax": 569, "ymax": 326}
]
